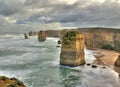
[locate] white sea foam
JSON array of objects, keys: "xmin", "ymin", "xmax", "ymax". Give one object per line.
[
  {"xmin": 0, "ymin": 36, "xmax": 120, "ymax": 87},
  {"xmin": 84, "ymin": 48, "xmax": 96, "ymax": 63}
]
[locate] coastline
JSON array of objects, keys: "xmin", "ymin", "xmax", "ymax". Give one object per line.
[
  {"xmin": 90, "ymin": 48, "xmax": 120, "ymax": 74},
  {"xmin": 0, "ymin": 76, "xmax": 26, "ymax": 87}
]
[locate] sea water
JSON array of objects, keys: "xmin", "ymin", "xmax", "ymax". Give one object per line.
[{"xmin": 0, "ymin": 34, "xmax": 120, "ymax": 87}]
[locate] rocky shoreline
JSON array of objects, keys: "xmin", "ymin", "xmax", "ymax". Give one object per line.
[
  {"xmin": 89, "ymin": 48, "xmax": 120, "ymax": 74},
  {"xmin": 0, "ymin": 76, "xmax": 26, "ymax": 87}
]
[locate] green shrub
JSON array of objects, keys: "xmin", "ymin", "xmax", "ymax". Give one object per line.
[
  {"xmin": 10, "ymin": 77, "xmax": 18, "ymax": 81},
  {"xmin": 1, "ymin": 76, "xmax": 9, "ymax": 81},
  {"xmin": 16, "ymin": 80, "xmax": 24, "ymax": 86},
  {"xmin": 101, "ymin": 44, "xmax": 113, "ymax": 50},
  {"xmin": 64, "ymin": 31, "xmax": 77, "ymax": 38}
]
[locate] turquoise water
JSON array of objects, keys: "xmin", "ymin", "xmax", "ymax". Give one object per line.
[{"xmin": 0, "ymin": 35, "xmax": 120, "ymax": 87}]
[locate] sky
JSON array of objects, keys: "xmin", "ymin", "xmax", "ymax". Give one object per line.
[{"xmin": 0, "ymin": 0, "xmax": 120, "ymax": 34}]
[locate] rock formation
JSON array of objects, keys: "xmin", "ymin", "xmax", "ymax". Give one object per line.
[
  {"xmin": 61, "ymin": 28, "xmax": 120, "ymax": 52},
  {"xmin": 0, "ymin": 76, "xmax": 26, "ymax": 87},
  {"xmin": 38, "ymin": 31, "xmax": 47, "ymax": 41},
  {"xmin": 60, "ymin": 31, "xmax": 85, "ymax": 66},
  {"xmin": 57, "ymin": 40, "xmax": 61, "ymax": 44},
  {"xmin": 24, "ymin": 33, "xmax": 28, "ymax": 39},
  {"xmin": 114, "ymin": 55, "xmax": 120, "ymax": 67},
  {"xmin": 28, "ymin": 31, "xmax": 38, "ymax": 36}
]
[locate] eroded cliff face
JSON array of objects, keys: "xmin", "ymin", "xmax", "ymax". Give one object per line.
[
  {"xmin": 79, "ymin": 29, "xmax": 115, "ymax": 48},
  {"xmin": 77, "ymin": 28, "xmax": 120, "ymax": 51},
  {"xmin": 29, "ymin": 28, "xmax": 120, "ymax": 51},
  {"xmin": 60, "ymin": 31, "xmax": 85, "ymax": 66},
  {"xmin": 38, "ymin": 31, "xmax": 47, "ymax": 41}
]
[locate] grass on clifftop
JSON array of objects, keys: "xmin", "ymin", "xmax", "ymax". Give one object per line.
[
  {"xmin": 101, "ymin": 44, "xmax": 114, "ymax": 50},
  {"xmin": 63, "ymin": 31, "xmax": 78, "ymax": 46}
]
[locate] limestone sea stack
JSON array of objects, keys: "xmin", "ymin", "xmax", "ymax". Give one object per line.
[
  {"xmin": 38, "ymin": 31, "xmax": 47, "ymax": 41},
  {"xmin": 114, "ymin": 55, "xmax": 120, "ymax": 67},
  {"xmin": 60, "ymin": 31, "xmax": 85, "ymax": 66}
]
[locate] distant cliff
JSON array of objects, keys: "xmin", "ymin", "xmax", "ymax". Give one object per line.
[
  {"xmin": 28, "ymin": 30, "xmax": 61, "ymax": 37},
  {"xmin": 61, "ymin": 28, "xmax": 120, "ymax": 52},
  {"xmin": 27, "ymin": 27, "xmax": 120, "ymax": 51},
  {"xmin": 78, "ymin": 28, "xmax": 120, "ymax": 51},
  {"xmin": 45, "ymin": 30, "xmax": 61, "ymax": 37}
]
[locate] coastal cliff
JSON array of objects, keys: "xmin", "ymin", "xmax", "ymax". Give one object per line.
[
  {"xmin": 28, "ymin": 27, "xmax": 120, "ymax": 51},
  {"xmin": 78, "ymin": 28, "xmax": 120, "ymax": 51},
  {"xmin": 60, "ymin": 31, "xmax": 85, "ymax": 66},
  {"xmin": 61, "ymin": 28, "xmax": 120, "ymax": 51}
]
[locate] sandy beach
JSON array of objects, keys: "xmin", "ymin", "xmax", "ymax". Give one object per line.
[{"xmin": 90, "ymin": 48, "xmax": 120, "ymax": 74}]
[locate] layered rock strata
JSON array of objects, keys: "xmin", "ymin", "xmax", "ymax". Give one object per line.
[{"xmin": 60, "ymin": 31, "xmax": 85, "ymax": 66}]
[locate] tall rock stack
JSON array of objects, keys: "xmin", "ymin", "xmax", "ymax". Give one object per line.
[
  {"xmin": 60, "ymin": 31, "xmax": 85, "ymax": 66},
  {"xmin": 38, "ymin": 31, "xmax": 47, "ymax": 41}
]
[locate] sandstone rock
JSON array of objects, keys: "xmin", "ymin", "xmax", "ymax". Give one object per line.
[
  {"xmin": 60, "ymin": 31, "xmax": 85, "ymax": 66},
  {"xmin": 114, "ymin": 55, "xmax": 120, "ymax": 67},
  {"xmin": 38, "ymin": 31, "xmax": 47, "ymax": 41},
  {"xmin": 0, "ymin": 76, "xmax": 26, "ymax": 87}
]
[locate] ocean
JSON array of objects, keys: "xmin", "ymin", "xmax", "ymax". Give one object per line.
[{"xmin": 0, "ymin": 34, "xmax": 120, "ymax": 87}]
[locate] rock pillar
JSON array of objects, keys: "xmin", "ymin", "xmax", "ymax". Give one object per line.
[
  {"xmin": 60, "ymin": 31, "xmax": 85, "ymax": 66},
  {"xmin": 38, "ymin": 31, "xmax": 47, "ymax": 41}
]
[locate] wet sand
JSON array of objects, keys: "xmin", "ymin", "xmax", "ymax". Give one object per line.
[{"xmin": 90, "ymin": 48, "xmax": 120, "ymax": 74}]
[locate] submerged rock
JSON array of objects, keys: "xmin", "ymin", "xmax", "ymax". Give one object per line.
[
  {"xmin": 114, "ymin": 55, "xmax": 120, "ymax": 67},
  {"xmin": 58, "ymin": 40, "xmax": 61, "ymax": 44},
  {"xmin": 60, "ymin": 31, "xmax": 85, "ymax": 66},
  {"xmin": 91, "ymin": 65, "xmax": 97, "ymax": 68},
  {"xmin": 87, "ymin": 63, "xmax": 91, "ymax": 66},
  {"xmin": 38, "ymin": 31, "xmax": 47, "ymax": 41}
]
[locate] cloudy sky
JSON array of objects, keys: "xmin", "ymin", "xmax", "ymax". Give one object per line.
[{"xmin": 0, "ymin": 0, "xmax": 120, "ymax": 33}]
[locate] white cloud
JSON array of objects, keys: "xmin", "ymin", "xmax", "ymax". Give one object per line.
[
  {"xmin": 5, "ymin": 17, "xmax": 17, "ymax": 23},
  {"xmin": 52, "ymin": 0, "xmax": 78, "ymax": 5}
]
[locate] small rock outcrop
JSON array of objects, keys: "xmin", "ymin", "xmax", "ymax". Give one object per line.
[
  {"xmin": 60, "ymin": 31, "xmax": 85, "ymax": 66},
  {"xmin": 0, "ymin": 76, "xmax": 26, "ymax": 87},
  {"xmin": 38, "ymin": 31, "xmax": 47, "ymax": 41},
  {"xmin": 28, "ymin": 31, "xmax": 38, "ymax": 36},
  {"xmin": 24, "ymin": 33, "xmax": 28, "ymax": 39},
  {"xmin": 114, "ymin": 55, "xmax": 120, "ymax": 67},
  {"xmin": 58, "ymin": 40, "xmax": 61, "ymax": 44}
]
